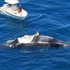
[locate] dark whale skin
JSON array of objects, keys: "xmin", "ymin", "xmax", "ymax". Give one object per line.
[{"xmin": 4, "ymin": 35, "xmax": 69, "ymax": 48}]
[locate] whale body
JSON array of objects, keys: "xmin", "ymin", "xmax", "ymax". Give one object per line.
[{"xmin": 4, "ymin": 35, "xmax": 69, "ymax": 48}]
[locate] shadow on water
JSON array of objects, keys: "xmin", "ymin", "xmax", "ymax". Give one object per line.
[
  {"xmin": 11, "ymin": 46, "xmax": 50, "ymax": 54},
  {"xmin": 5, "ymin": 16, "xmax": 27, "ymax": 28},
  {"xmin": 0, "ymin": 44, "xmax": 50, "ymax": 54},
  {"xmin": 2, "ymin": 45, "xmax": 64, "ymax": 54},
  {"xmin": 18, "ymin": 46, "xmax": 70, "ymax": 54},
  {"xmin": 3, "ymin": 15, "xmax": 26, "ymax": 28}
]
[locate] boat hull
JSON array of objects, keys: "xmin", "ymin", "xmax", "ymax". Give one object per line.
[{"xmin": 0, "ymin": 8, "xmax": 28, "ymax": 20}]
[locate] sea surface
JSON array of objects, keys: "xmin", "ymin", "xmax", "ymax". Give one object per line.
[{"xmin": 0, "ymin": 0, "xmax": 70, "ymax": 70}]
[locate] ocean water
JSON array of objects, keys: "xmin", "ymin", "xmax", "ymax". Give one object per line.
[{"xmin": 0, "ymin": 0, "xmax": 70, "ymax": 70}]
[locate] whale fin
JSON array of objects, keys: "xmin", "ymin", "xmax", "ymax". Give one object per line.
[{"xmin": 35, "ymin": 31, "xmax": 39, "ymax": 36}]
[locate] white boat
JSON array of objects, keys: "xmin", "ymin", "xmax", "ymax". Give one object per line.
[{"xmin": 0, "ymin": 0, "xmax": 28, "ymax": 20}]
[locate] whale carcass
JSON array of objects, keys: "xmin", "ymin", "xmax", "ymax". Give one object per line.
[{"xmin": 4, "ymin": 32, "xmax": 69, "ymax": 48}]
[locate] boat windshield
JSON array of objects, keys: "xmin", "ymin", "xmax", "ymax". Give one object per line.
[{"xmin": 5, "ymin": 4, "xmax": 19, "ymax": 11}]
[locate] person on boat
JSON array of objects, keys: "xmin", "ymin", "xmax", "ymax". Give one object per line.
[
  {"xmin": 8, "ymin": 4, "xmax": 12, "ymax": 7},
  {"xmin": 18, "ymin": 5, "xmax": 22, "ymax": 13}
]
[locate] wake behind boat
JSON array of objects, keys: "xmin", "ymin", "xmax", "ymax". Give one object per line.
[{"xmin": 0, "ymin": 0, "xmax": 28, "ymax": 20}]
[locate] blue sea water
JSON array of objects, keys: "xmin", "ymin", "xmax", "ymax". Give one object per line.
[{"xmin": 0, "ymin": 0, "xmax": 70, "ymax": 70}]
